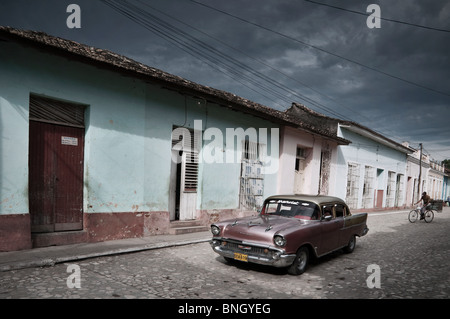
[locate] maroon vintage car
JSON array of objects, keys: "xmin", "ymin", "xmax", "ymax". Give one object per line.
[{"xmin": 210, "ymin": 194, "xmax": 369, "ymax": 275}]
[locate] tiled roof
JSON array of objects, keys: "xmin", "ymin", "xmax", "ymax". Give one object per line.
[
  {"xmin": 286, "ymin": 102, "xmax": 413, "ymax": 154},
  {"xmin": 0, "ymin": 26, "xmax": 349, "ymax": 144}
]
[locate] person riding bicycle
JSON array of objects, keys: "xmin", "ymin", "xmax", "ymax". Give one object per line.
[{"xmin": 414, "ymin": 192, "xmax": 431, "ymax": 220}]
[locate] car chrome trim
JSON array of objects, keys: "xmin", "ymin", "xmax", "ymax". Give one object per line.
[
  {"xmin": 211, "ymin": 237, "xmax": 284, "ymax": 253},
  {"xmin": 361, "ymin": 227, "xmax": 369, "ymax": 236},
  {"xmin": 210, "ymin": 239, "xmax": 296, "ymax": 268}
]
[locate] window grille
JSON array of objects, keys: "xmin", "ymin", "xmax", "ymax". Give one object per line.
[
  {"xmin": 346, "ymin": 163, "xmax": 360, "ymax": 209},
  {"xmin": 386, "ymin": 171, "xmax": 396, "ymax": 207},
  {"xmin": 362, "ymin": 166, "xmax": 375, "ymax": 208},
  {"xmin": 240, "ymin": 140, "xmax": 264, "ymax": 210}
]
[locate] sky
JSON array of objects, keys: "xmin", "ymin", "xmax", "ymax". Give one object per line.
[{"xmin": 1, "ymin": 0, "xmax": 449, "ymax": 161}]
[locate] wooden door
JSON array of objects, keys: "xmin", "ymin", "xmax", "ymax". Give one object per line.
[
  {"xmin": 29, "ymin": 121, "xmax": 84, "ymax": 232},
  {"xmin": 375, "ymin": 190, "xmax": 384, "ymax": 208}
]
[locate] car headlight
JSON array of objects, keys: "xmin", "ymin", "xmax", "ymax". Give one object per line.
[
  {"xmin": 273, "ymin": 235, "xmax": 286, "ymax": 247},
  {"xmin": 211, "ymin": 225, "xmax": 221, "ymax": 236}
]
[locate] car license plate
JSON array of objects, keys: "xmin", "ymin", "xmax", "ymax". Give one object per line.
[{"xmin": 234, "ymin": 252, "xmax": 248, "ymax": 262}]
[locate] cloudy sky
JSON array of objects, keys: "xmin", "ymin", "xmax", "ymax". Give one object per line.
[{"xmin": 1, "ymin": 0, "xmax": 449, "ymax": 161}]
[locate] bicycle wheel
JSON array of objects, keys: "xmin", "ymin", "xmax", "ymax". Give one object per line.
[
  {"xmin": 424, "ymin": 210, "xmax": 435, "ymax": 223},
  {"xmin": 408, "ymin": 209, "xmax": 418, "ymax": 223}
]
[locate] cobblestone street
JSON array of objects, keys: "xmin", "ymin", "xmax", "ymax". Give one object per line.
[{"xmin": 1, "ymin": 208, "xmax": 449, "ymax": 299}]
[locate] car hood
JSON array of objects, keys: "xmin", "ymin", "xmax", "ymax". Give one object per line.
[{"xmin": 217, "ymin": 215, "xmax": 303, "ymax": 246}]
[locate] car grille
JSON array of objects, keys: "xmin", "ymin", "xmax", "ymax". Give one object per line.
[{"xmin": 223, "ymin": 241, "xmax": 268, "ymax": 256}]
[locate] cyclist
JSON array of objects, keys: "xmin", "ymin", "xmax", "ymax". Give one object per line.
[{"xmin": 414, "ymin": 191, "xmax": 431, "ymax": 220}]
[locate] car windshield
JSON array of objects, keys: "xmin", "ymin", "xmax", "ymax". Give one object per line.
[{"xmin": 262, "ymin": 199, "xmax": 320, "ymax": 220}]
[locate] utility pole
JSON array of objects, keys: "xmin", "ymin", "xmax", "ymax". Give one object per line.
[{"xmin": 417, "ymin": 143, "xmax": 423, "ymax": 201}]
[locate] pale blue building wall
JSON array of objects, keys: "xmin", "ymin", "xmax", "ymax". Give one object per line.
[
  {"xmin": 336, "ymin": 125, "xmax": 408, "ymax": 209},
  {"xmin": 0, "ymin": 39, "xmax": 279, "ymax": 218},
  {"xmin": 1, "ymin": 40, "xmax": 153, "ymax": 215}
]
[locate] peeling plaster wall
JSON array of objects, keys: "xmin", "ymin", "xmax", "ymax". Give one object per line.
[
  {"xmin": 277, "ymin": 126, "xmax": 338, "ymax": 196},
  {"xmin": 0, "ymin": 46, "xmax": 31, "ymax": 217},
  {"xmin": 0, "ymin": 39, "xmax": 280, "ymax": 250},
  {"xmin": 0, "ymin": 40, "xmax": 161, "ymax": 248}
]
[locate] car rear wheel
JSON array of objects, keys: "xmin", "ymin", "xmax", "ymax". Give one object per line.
[
  {"xmin": 288, "ymin": 247, "xmax": 309, "ymax": 275},
  {"xmin": 343, "ymin": 235, "xmax": 356, "ymax": 254}
]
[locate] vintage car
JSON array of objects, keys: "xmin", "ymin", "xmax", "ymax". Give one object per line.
[{"xmin": 210, "ymin": 194, "xmax": 369, "ymax": 275}]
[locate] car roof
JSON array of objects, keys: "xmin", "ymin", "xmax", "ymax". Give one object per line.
[{"xmin": 265, "ymin": 194, "xmax": 347, "ymax": 206}]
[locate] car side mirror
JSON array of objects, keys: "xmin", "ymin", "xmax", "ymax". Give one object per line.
[{"xmin": 322, "ymin": 215, "xmax": 333, "ymax": 222}]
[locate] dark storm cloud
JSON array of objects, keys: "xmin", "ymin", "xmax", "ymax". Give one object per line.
[{"xmin": 0, "ymin": 0, "xmax": 449, "ymax": 159}]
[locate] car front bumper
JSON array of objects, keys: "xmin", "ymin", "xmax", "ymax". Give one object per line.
[{"xmin": 210, "ymin": 239, "xmax": 296, "ymax": 268}]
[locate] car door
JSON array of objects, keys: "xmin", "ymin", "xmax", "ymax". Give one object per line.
[
  {"xmin": 335, "ymin": 204, "xmax": 350, "ymax": 247},
  {"xmin": 318, "ymin": 203, "xmax": 344, "ymax": 255}
]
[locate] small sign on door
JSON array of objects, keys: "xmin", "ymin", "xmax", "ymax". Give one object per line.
[{"xmin": 61, "ymin": 136, "xmax": 78, "ymax": 146}]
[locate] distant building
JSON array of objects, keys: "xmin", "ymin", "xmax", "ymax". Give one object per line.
[
  {"xmin": 282, "ymin": 103, "xmax": 414, "ymax": 211},
  {"xmin": 405, "ymin": 148, "xmax": 430, "ymax": 206},
  {"xmin": 428, "ymin": 160, "xmax": 445, "ymax": 200},
  {"xmin": 443, "ymin": 167, "xmax": 450, "ymax": 204},
  {"xmin": 336, "ymin": 122, "xmax": 413, "ymax": 210},
  {"xmin": 277, "ymin": 103, "xmax": 349, "ymax": 196},
  {"xmin": 405, "ymin": 146, "xmax": 446, "ymax": 205}
]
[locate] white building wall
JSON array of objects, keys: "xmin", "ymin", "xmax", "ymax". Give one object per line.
[
  {"xmin": 336, "ymin": 125, "xmax": 408, "ymax": 210},
  {"xmin": 277, "ymin": 126, "xmax": 339, "ymax": 196}
]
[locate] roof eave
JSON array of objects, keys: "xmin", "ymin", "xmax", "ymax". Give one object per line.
[
  {"xmin": 0, "ymin": 26, "xmax": 353, "ymax": 145},
  {"xmin": 339, "ymin": 123, "xmax": 413, "ymax": 154}
]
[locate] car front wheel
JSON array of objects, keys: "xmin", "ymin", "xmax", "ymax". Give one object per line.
[{"xmin": 288, "ymin": 247, "xmax": 309, "ymax": 275}]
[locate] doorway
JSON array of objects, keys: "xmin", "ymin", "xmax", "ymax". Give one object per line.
[
  {"xmin": 169, "ymin": 150, "xmax": 182, "ymax": 221},
  {"xmin": 28, "ymin": 95, "xmax": 85, "ymax": 233},
  {"xmin": 294, "ymin": 147, "xmax": 306, "ymax": 194},
  {"xmin": 374, "ymin": 168, "xmax": 384, "ymax": 208},
  {"xmin": 169, "ymin": 126, "xmax": 199, "ymax": 221}
]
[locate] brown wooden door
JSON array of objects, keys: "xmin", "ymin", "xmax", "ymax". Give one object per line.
[
  {"xmin": 29, "ymin": 121, "xmax": 84, "ymax": 232},
  {"xmin": 375, "ymin": 190, "xmax": 384, "ymax": 208}
]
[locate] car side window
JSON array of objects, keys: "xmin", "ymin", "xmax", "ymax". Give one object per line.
[
  {"xmin": 311, "ymin": 206, "xmax": 320, "ymax": 220},
  {"xmin": 345, "ymin": 205, "xmax": 351, "ymax": 216},
  {"xmin": 322, "ymin": 205, "xmax": 333, "ymax": 219},
  {"xmin": 335, "ymin": 204, "xmax": 345, "ymax": 218}
]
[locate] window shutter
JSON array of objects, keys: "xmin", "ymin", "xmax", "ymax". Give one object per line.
[
  {"xmin": 172, "ymin": 126, "xmax": 200, "ymax": 192},
  {"xmin": 29, "ymin": 94, "xmax": 86, "ymax": 128},
  {"xmin": 184, "ymin": 150, "xmax": 198, "ymax": 191}
]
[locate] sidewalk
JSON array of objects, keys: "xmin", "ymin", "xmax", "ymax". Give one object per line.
[{"xmin": 0, "ymin": 231, "xmax": 211, "ymax": 272}]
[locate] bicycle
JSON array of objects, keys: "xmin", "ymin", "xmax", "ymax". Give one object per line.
[{"xmin": 408, "ymin": 205, "xmax": 435, "ymax": 223}]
